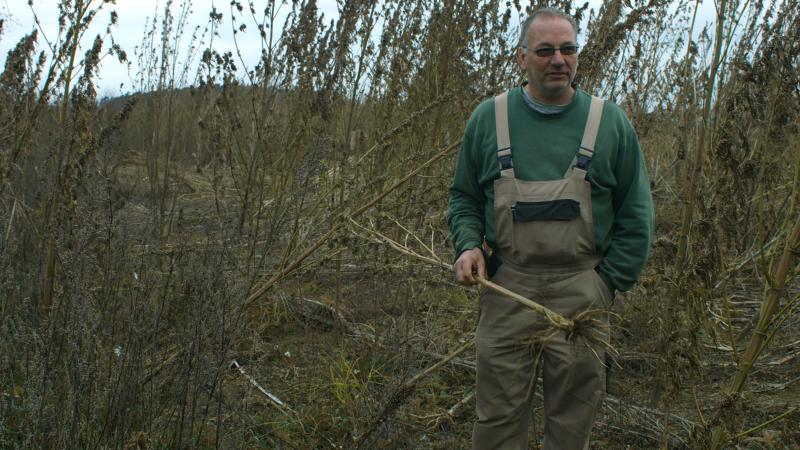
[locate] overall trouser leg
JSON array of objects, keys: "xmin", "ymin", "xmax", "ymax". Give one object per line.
[
  {"xmin": 473, "ymin": 265, "xmax": 611, "ymax": 450},
  {"xmin": 472, "ymin": 332, "xmax": 539, "ymax": 449},
  {"xmin": 540, "ymin": 319, "xmax": 608, "ymax": 450}
]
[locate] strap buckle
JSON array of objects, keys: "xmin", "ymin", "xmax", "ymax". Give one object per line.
[
  {"xmin": 499, "ymin": 155, "xmax": 513, "ymax": 170},
  {"xmin": 497, "ymin": 147, "xmax": 513, "ymax": 171},
  {"xmin": 575, "ymin": 146, "xmax": 594, "ymax": 170}
]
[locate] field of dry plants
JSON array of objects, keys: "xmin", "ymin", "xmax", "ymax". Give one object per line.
[{"xmin": 1, "ymin": 0, "xmax": 799, "ymax": 448}]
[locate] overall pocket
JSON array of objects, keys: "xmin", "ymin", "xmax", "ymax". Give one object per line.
[
  {"xmin": 513, "ymin": 199, "xmax": 580, "ymax": 222},
  {"xmin": 510, "ymin": 199, "xmax": 586, "ymax": 265}
]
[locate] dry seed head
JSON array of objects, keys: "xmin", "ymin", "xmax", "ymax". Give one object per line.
[{"xmin": 1, "ymin": 31, "xmax": 38, "ymax": 97}]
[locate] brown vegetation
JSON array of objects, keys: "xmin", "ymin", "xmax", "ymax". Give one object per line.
[{"xmin": 0, "ymin": 0, "xmax": 798, "ymax": 448}]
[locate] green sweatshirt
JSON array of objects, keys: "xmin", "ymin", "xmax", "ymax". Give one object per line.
[{"xmin": 447, "ymin": 87, "xmax": 653, "ymax": 292}]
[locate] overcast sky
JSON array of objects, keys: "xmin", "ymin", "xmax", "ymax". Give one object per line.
[
  {"xmin": 0, "ymin": 0, "xmax": 344, "ymax": 98},
  {"xmin": 1, "ymin": 0, "xmax": 716, "ymax": 99}
]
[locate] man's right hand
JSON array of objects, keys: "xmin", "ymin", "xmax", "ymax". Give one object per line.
[{"xmin": 453, "ymin": 247, "xmax": 487, "ymax": 286}]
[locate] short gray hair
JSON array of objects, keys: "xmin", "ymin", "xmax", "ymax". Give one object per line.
[{"xmin": 518, "ymin": 8, "xmax": 579, "ymax": 47}]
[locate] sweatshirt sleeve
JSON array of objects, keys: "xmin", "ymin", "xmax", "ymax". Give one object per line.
[
  {"xmin": 447, "ymin": 114, "xmax": 487, "ymax": 258},
  {"xmin": 596, "ymin": 116, "xmax": 654, "ymax": 292}
]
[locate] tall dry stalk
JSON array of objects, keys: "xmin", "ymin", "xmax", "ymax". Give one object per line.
[
  {"xmin": 40, "ymin": 0, "xmax": 107, "ymax": 314},
  {"xmin": 673, "ymin": 0, "xmax": 729, "ymax": 275},
  {"xmin": 705, "ymin": 138, "xmax": 800, "ymax": 448}
]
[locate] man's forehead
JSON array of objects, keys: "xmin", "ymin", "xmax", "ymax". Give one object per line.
[{"xmin": 527, "ymin": 16, "xmax": 577, "ymax": 43}]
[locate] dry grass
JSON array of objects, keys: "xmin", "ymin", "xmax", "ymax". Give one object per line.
[{"xmin": 1, "ymin": 0, "xmax": 799, "ymax": 448}]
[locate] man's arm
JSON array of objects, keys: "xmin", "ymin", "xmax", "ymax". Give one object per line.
[
  {"xmin": 448, "ymin": 121, "xmax": 489, "ymax": 286},
  {"xmin": 597, "ymin": 119, "xmax": 654, "ymax": 293}
]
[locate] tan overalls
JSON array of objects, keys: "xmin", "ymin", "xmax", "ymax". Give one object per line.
[{"xmin": 472, "ymin": 92, "xmax": 614, "ymax": 450}]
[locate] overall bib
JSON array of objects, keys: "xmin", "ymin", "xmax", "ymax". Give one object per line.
[{"xmin": 472, "ymin": 92, "xmax": 613, "ymax": 450}]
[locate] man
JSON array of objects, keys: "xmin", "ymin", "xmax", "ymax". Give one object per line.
[{"xmin": 447, "ymin": 8, "xmax": 653, "ymax": 450}]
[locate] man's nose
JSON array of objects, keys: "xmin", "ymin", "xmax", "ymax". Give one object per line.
[{"xmin": 550, "ymin": 50, "xmax": 566, "ymax": 65}]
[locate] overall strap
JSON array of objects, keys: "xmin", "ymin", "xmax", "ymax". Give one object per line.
[
  {"xmin": 566, "ymin": 95, "xmax": 605, "ymax": 179},
  {"xmin": 494, "ymin": 92, "xmax": 514, "ymax": 178}
]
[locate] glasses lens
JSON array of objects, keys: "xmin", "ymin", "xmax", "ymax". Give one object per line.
[
  {"xmin": 534, "ymin": 47, "xmax": 555, "ymax": 57},
  {"xmin": 560, "ymin": 45, "xmax": 578, "ymax": 55}
]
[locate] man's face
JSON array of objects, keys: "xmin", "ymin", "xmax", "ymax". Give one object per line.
[{"xmin": 517, "ymin": 16, "xmax": 578, "ymax": 105}]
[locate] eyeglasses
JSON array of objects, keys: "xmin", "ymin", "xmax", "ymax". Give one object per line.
[{"xmin": 522, "ymin": 45, "xmax": 579, "ymax": 57}]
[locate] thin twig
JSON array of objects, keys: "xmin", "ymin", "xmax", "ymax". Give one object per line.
[
  {"xmin": 406, "ymin": 341, "xmax": 473, "ymax": 387},
  {"xmin": 3, "ymin": 199, "xmax": 16, "ymax": 251},
  {"xmin": 354, "ymin": 92, "xmax": 454, "ymax": 165},
  {"xmin": 692, "ymin": 384, "xmax": 707, "ymax": 427},
  {"xmin": 244, "ymin": 139, "xmax": 461, "ymax": 306},
  {"xmin": 713, "ymin": 236, "xmax": 781, "ymax": 289},
  {"xmin": 347, "ymin": 217, "xmax": 573, "ymax": 330},
  {"xmin": 733, "ymin": 407, "xmax": 797, "ymax": 440}
]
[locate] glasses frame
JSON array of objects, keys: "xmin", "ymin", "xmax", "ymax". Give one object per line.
[{"xmin": 521, "ymin": 44, "xmax": 580, "ymax": 58}]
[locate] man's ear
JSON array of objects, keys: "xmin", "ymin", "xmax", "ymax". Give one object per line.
[{"xmin": 517, "ymin": 47, "xmax": 527, "ymax": 70}]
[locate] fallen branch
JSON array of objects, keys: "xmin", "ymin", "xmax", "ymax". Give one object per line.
[
  {"xmin": 604, "ymin": 395, "xmax": 694, "ymax": 446},
  {"xmin": 231, "ymin": 359, "xmax": 291, "ymax": 414},
  {"xmin": 753, "ymin": 375, "xmax": 800, "ymax": 393},
  {"xmin": 713, "ymin": 235, "xmax": 781, "ymax": 290},
  {"xmin": 355, "ymin": 341, "xmax": 472, "ymax": 449},
  {"xmin": 280, "ymin": 293, "xmax": 376, "ymax": 341},
  {"xmin": 446, "ymin": 390, "xmax": 475, "ymax": 418}
]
